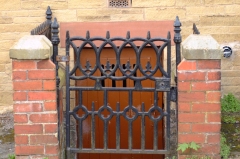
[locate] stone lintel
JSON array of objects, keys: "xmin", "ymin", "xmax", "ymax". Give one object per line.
[
  {"xmin": 182, "ymin": 34, "xmax": 221, "ymax": 60},
  {"xmin": 9, "ymin": 35, "xmax": 52, "ymax": 60}
]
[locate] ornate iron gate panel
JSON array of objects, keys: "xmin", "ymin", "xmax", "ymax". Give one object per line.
[{"xmin": 65, "ymin": 17, "xmax": 181, "ymax": 157}]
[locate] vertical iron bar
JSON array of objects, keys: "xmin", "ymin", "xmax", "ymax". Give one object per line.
[
  {"xmin": 65, "ymin": 31, "xmax": 70, "ymax": 149},
  {"xmin": 104, "ymin": 120, "xmax": 108, "ymax": 150},
  {"xmin": 141, "ymin": 103, "xmax": 145, "ymax": 150},
  {"xmin": 51, "ymin": 18, "xmax": 60, "ymax": 141},
  {"xmin": 79, "ymin": 120, "xmax": 83, "ymax": 149},
  {"xmin": 153, "ymin": 91, "xmax": 158, "ymax": 150},
  {"xmin": 116, "ymin": 102, "xmax": 120, "ymax": 150},
  {"xmin": 91, "ymin": 103, "xmax": 95, "ymax": 150},
  {"xmin": 128, "ymin": 90, "xmax": 132, "ymax": 150},
  {"xmin": 153, "ymin": 121, "xmax": 158, "ymax": 150},
  {"xmin": 174, "ymin": 16, "xmax": 182, "ymax": 147},
  {"xmin": 104, "ymin": 90, "xmax": 108, "ymax": 150}
]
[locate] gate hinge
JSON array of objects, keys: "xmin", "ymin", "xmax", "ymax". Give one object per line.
[
  {"xmin": 56, "ymin": 55, "xmax": 70, "ymax": 62},
  {"xmin": 170, "ymin": 87, "xmax": 177, "ymax": 102}
]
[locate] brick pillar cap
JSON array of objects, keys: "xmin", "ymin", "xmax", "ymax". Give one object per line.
[
  {"xmin": 182, "ymin": 34, "xmax": 221, "ymax": 60},
  {"xmin": 9, "ymin": 35, "xmax": 53, "ymax": 60}
]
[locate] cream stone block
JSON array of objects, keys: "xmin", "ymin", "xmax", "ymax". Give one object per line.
[
  {"xmin": 21, "ymin": 1, "xmax": 41, "ymax": 10},
  {"xmin": 205, "ymin": 0, "xmax": 235, "ymax": 5},
  {"xmin": 1, "ymin": 10, "xmax": 29, "ymax": 17},
  {"xmin": 0, "ymin": 17, "xmax": 12, "ymax": 24},
  {"xmin": 186, "ymin": 6, "xmax": 225, "ymax": 16},
  {"xmin": 0, "ymin": 24, "xmax": 38, "ymax": 32},
  {"xmin": 52, "ymin": 10, "xmax": 77, "ymax": 22},
  {"xmin": 145, "ymin": 7, "xmax": 186, "ymax": 21},
  {"xmin": 69, "ymin": 0, "xmax": 105, "ymax": 9},
  {"xmin": 40, "ymin": 1, "xmax": 68, "ymax": 10},
  {"xmin": 200, "ymin": 16, "xmax": 240, "ymax": 26},
  {"xmin": 176, "ymin": 0, "xmax": 204, "ymax": 6},
  {"xmin": 111, "ymin": 14, "xmax": 144, "ymax": 21},
  {"xmin": 77, "ymin": 16, "xmax": 111, "ymax": 22},
  {"xmin": 226, "ymin": 5, "xmax": 240, "ymax": 14},
  {"xmin": 0, "ymin": 92, "xmax": 13, "ymax": 106},
  {"xmin": 0, "ymin": 0, "xmax": 21, "ymax": 11},
  {"xmin": 0, "ymin": 40, "xmax": 15, "ymax": 52},
  {"xmin": 0, "ymin": 52, "xmax": 11, "ymax": 64},
  {"xmin": 13, "ymin": 17, "xmax": 45, "ymax": 24},
  {"xmin": 132, "ymin": 0, "xmax": 175, "ymax": 7}
]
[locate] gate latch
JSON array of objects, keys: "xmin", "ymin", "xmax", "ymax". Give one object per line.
[
  {"xmin": 170, "ymin": 87, "xmax": 177, "ymax": 102},
  {"xmin": 56, "ymin": 55, "xmax": 70, "ymax": 62}
]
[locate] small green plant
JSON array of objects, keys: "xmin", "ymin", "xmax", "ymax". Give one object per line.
[
  {"xmin": 8, "ymin": 154, "xmax": 15, "ymax": 159},
  {"xmin": 220, "ymin": 134, "xmax": 231, "ymax": 159},
  {"xmin": 221, "ymin": 93, "xmax": 240, "ymax": 113},
  {"xmin": 177, "ymin": 142, "xmax": 200, "ymax": 153}
]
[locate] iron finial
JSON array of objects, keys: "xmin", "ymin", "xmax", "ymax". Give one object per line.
[
  {"xmin": 167, "ymin": 31, "xmax": 171, "ymax": 39},
  {"xmin": 46, "ymin": 6, "xmax": 52, "ymax": 23},
  {"xmin": 193, "ymin": 23, "xmax": 200, "ymax": 34},
  {"xmin": 147, "ymin": 31, "xmax": 151, "ymax": 40},
  {"xmin": 106, "ymin": 31, "xmax": 110, "ymax": 39},
  {"xmin": 66, "ymin": 30, "xmax": 70, "ymax": 40},
  {"xmin": 86, "ymin": 31, "xmax": 90, "ymax": 39},
  {"xmin": 126, "ymin": 31, "xmax": 130, "ymax": 39}
]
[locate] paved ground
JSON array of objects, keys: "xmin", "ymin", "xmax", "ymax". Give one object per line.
[{"xmin": 0, "ymin": 112, "xmax": 15, "ymax": 159}]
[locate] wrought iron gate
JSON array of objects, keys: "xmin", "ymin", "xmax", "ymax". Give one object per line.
[{"xmin": 64, "ymin": 17, "xmax": 181, "ymax": 157}]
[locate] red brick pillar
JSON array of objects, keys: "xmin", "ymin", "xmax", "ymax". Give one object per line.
[
  {"xmin": 10, "ymin": 36, "xmax": 59, "ymax": 158},
  {"xmin": 178, "ymin": 35, "xmax": 221, "ymax": 158}
]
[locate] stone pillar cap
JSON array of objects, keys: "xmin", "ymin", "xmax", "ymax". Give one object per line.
[
  {"xmin": 9, "ymin": 35, "xmax": 52, "ymax": 60},
  {"xmin": 182, "ymin": 34, "xmax": 221, "ymax": 60}
]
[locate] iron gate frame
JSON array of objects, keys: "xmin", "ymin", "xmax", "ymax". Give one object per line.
[
  {"xmin": 30, "ymin": 7, "xmax": 182, "ymax": 157},
  {"xmin": 64, "ymin": 17, "xmax": 181, "ymax": 157}
]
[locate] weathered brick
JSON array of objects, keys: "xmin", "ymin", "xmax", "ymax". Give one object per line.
[
  {"xmin": 13, "ymin": 80, "xmax": 42, "ymax": 91},
  {"xmin": 28, "ymin": 91, "xmax": 56, "ymax": 101},
  {"xmin": 178, "ymin": 134, "xmax": 205, "ymax": 143},
  {"xmin": 13, "ymin": 71, "xmax": 27, "ymax": 80},
  {"xmin": 192, "ymin": 124, "xmax": 221, "ymax": 133},
  {"xmin": 178, "ymin": 123, "xmax": 191, "ymax": 132},
  {"xmin": 207, "ymin": 113, "xmax": 221, "ymax": 123},
  {"xmin": 15, "ymin": 125, "xmax": 43, "ymax": 134},
  {"xmin": 197, "ymin": 60, "xmax": 220, "ymax": 69},
  {"xmin": 12, "ymin": 61, "xmax": 36, "ymax": 70},
  {"xmin": 30, "ymin": 135, "xmax": 58, "ymax": 144},
  {"xmin": 44, "ymin": 102, "xmax": 57, "ymax": 111},
  {"xmin": 28, "ymin": 70, "xmax": 55, "ymax": 80},
  {"xmin": 29, "ymin": 114, "xmax": 57, "ymax": 123},
  {"xmin": 192, "ymin": 103, "xmax": 220, "ymax": 112},
  {"xmin": 43, "ymin": 80, "xmax": 56, "ymax": 90},
  {"xmin": 206, "ymin": 91, "xmax": 221, "ymax": 102},
  {"xmin": 192, "ymin": 82, "xmax": 220, "ymax": 91},
  {"xmin": 178, "ymin": 60, "xmax": 197, "ymax": 71},
  {"xmin": 15, "ymin": 145, "xmax": 44, "ymax": 155},
  {"xmin": 178, "ymin": 81, "xmax": 191, "ymax": 91},
  {"xmin": 45, "ymin": 124, "xmax": 58, "ymax": 133},
  {"xmin": 178, "ymin": 92, "xmax": 205, "ymax": 103},
  {"xmin": 15, "ymin": 135, "xmax": 28, "ymax": 145},
  {"xmin": 14, "ymin": 114, "xmax": 28, "ymax": 123},
  {"xmin": 178, "ymin": 71, "xmax": 206, "ymax": 81},
  {"xmin": 14, "ymin": 103, "xmax": 42, "ymax": 113},
  {"xmin": 37, "ymin": 60, "xmax": 55, "ymax": 69},
  {"xmin": 179, "ymin": 113, "xmax": 205, "ymax": 123},
  {"xmin": 179, "ymin": 103, "xmax": 191, "ymax": 112},
  {"xmin": 13, "ymin": 92, "xmax": 27, "ymax": 101}
]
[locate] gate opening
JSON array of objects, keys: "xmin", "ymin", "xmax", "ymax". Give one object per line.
[{"xmin": 75, "ymin": 47, "xmax": 164, "ymax": 159}]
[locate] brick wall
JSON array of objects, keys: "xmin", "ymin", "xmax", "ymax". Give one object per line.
[
  {"xmin": 178, "ymin": 59, "xmax": 221, "ymax": 158},
  {"xmin": 12, "ymin": 59, "xmax": 59, "ymax": 158}
]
